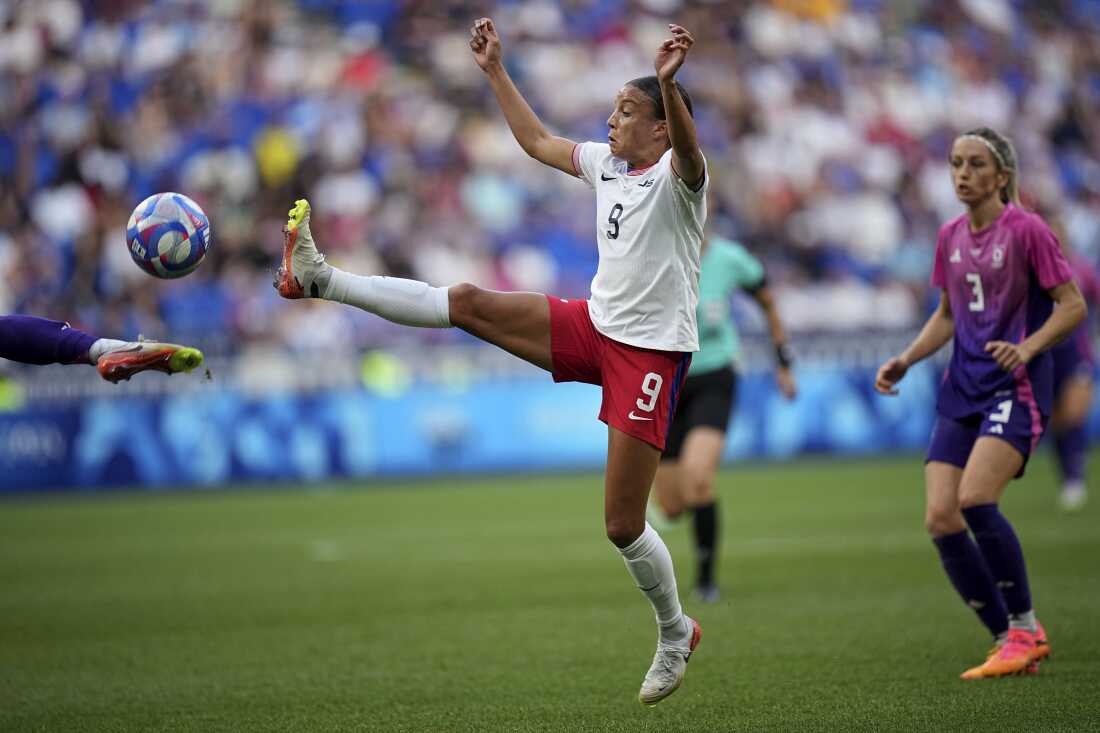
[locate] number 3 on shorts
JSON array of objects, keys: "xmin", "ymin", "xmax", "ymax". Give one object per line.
[
  {"xmin": 989, "ymin": 399, "xmax": 1013, "ymax": 423},
  {"xmin": 636, "ymin": 372, "xmax": 664, "ymax": 413}
]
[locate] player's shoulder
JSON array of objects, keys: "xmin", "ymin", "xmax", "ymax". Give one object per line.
[
  {"xmin": 575, "ymin": 142, "xmax": 613, "ymax": 176},
  {"xmin": 654, "ymin": 146, "xmax": 707, "ymax": 176},
  {"xmin": 938, "ymin": 213, "xmax": 968, "ymax": 241},
  {"xmin": 578, "ymin": 141, "xmax": 613, "ymax": 168},
  {"xmin": 940, "ymin": 212, "xmax": 968, "ymax": 234},
  {"xmin": 709, "ymin": 236, "xmax": 747, "ymax": 259},
  {"xmin": 654, "ymin": 147, "xmax": 708, "ymax": 198},
  {"xmin": 581, "ymin": 141, "xmax": 612, "ymax": 158},
  {"xmin": 997, "ymin": 204, "xmax": 1051, "ymax": 237}
]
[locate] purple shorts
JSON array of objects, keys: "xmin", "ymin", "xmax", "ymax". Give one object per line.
[
  {"xmin": 926, "ymin": 397, "xmax": 1048, "ymax": 478},
  {"xmin": 1052, "ymin": 339, "xmax": 1094, "ymax": 394}
]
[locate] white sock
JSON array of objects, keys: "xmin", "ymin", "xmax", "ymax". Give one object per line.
[
  {"xmin": 87, "ymin": 338, "xmax": 130, "ymax": 364},
  {"xmin": 322, "ymin": 268, "xmax": 451, "ymax": 328},
  {"xmin": 1009, "ymin": 609, "xmax": 1037, "ymax": 633},
  {"xmin": 619, "ymin": 523, "xmax": 689, "ymax": 645}
]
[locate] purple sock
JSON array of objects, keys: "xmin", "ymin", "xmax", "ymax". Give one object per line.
[
  {"xmin": 962, "ymin": 503, "xmax": 1033, "ymax": 616},
  {"xmin": 1055, "ymin": 426, "xmax": 1087, "ymax": 483},
  {"xmin": 0, "ymin": 316, "xmax": 97, "ymax": 366},
  {"xmin": 932, "ymin": 530, "xmax": 1009, "ymax": 637}
]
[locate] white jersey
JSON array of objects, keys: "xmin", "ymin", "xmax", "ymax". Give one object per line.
[{"xmin": 572, "ymin": 142, "xmax": 707, "ymax": 353}]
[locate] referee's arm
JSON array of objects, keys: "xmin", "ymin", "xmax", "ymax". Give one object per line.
[{"xmin": 745, "ymin": 277, "xmax": 797, "ymax": 399}]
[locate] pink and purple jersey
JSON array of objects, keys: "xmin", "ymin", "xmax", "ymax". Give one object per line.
[{"xmin": 931, "ymin": 204, "xmax": 1074, "ymax": 419}]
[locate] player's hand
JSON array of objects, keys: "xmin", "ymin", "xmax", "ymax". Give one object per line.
[
  {"xmin": 655, "ymin": 24, "xmax": 694, "ymax": 81},
  {"xmin": 469, "ymin": 17, "xmax": 502, "ymax": 71},
  {"xmin": 985, "ymin": 341, "xmax": 1032, "ymax": 371},
  {"xmin": 776, "ymin": 366, "xmax": 798, "ymax": 400},
  {"xmin": 875, "ymin": 356, "xmax": 909, "ymax": 396}
]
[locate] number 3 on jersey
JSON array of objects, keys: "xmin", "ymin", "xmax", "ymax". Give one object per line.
[{"xmin": 966, "ymin": 272, "xmax": 984, "ymax": 312}]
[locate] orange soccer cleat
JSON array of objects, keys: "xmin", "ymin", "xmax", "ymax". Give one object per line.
[
  {"xmin": 1020, "ymin": 620, "xmax": 1051, "ymax": 673},
  {"xmin": 274, "ymin": 199, "xmax": 327, "ymax": 300},
  {"xmin": 1032, "ymin": 620, "xmax": 1050, "ymax": 664},
  {"xmin": 96, "ymin": 341, "xmax": 204, "ymax": 383},
  {"xmin": 960, "ymin": 628, "xmax": 1036, "ymax": 680}
]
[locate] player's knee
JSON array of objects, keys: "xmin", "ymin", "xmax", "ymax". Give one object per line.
[
  {"xmin": 1052, "ymin": 402, "xmax": 1077, "ymax": 429},
  {"xmin": 1049, "ymin": 411, "xmax": 1067, "ymax": 431},
  {"xmin": 447, "ymin": 282, "xmax": 484, "ymax": 329},
  {"xmin": 957, "ymin": 491, "xmax": 995, "ymax": 511},
  {"xmin": 683, "ymin": 470, "xmax": 714, "ymax": 505},
  {"xmin": 656, "ymin": 493, "xmax": 684, "ymax": 519},
  {"xmin": 605, "ymin": 517, "xmax": 643, "ymax": 548},
  {"xmin": 1062, "ymin": 403, "xmax": 1088, "ymax": 427},
  {"xmin": 925, "ymin": 506, "xmax": 965, "ymax": 537}
]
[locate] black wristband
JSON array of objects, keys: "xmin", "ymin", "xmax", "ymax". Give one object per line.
[{"xmin": 775, "ymin": 343, "xmax": 793, "ymax": 369}]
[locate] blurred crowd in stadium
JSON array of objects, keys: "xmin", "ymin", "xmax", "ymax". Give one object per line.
[{"xmin": 1, "ymin": 0, "xmax": 1099, "ymax": 354}]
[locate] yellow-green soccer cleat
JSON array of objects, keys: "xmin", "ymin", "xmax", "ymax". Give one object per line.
[
  {"xmin": 274, "ymin": 198, "xmax": 327, "ymax": 299},
  {"xmin": 96, "ymin": 341, "xmax": 204, "ymax": 383}
]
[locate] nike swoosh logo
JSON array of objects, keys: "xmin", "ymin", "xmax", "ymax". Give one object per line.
[
  {"xmin": 601, "ymin": 174, "xmax": 616, "ymax": 181},
  {"xmin": 628, "ymin": 411, "xmax": 653, "ymax": 421}
]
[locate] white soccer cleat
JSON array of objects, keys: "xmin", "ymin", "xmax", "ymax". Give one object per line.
[
  {"xmin": 638, "ymin": 616, "xmax": 702, "ymax": 706},
  {"xmin": 274, "ymin": 198, "xmax": 328, "ymax": 299},
  {"xmin": 1058, "ymin": 483, "xmax": 1087, "ymax": 512}
]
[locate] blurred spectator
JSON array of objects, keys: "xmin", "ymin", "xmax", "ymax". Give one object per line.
[{"xmin": 1, "ymin": 0, "xmax": 1099, "ymax": 353}]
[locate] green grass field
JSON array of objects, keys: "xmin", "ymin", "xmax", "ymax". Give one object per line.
[{"xmin": 1, "ymin": 454, "xmax": 1098, "ymax": 732}]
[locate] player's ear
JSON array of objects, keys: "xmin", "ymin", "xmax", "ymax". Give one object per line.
[
  {"xmin": 996, "ymin": 169, "xmax": 1010, "ymax": 199},
  {"xmin": 653, "ymin": 119, "xmax": 668, "ymax": 144}
]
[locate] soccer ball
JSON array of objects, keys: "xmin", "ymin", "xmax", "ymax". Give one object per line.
[{"xmin": 126, "ymin": 192, "xmax": 212, "ymax": 279}]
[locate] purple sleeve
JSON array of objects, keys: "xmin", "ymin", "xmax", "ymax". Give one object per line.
[
  {"xmin": 0, "ymin": 315, "xmax": 97, "ymax": 365},
  {"xmin": 1026, "ymin": 220, "xmax": 1073, "ymax": 290},
  {"xmin": 930, "ymin": 229, "xmax": 947, "ymax": 289}
]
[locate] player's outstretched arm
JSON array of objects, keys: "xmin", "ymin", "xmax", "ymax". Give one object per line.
[
  {"xmin": 655, "ymin": 24, "xmax": 704, "ymax": 189},
  {"xmin": 469, "ymin": 18, "xmax": 578, "ymax": 176},
  {"xmin": 875, "ymin": 292, "xmax": 954, "ymax": 395},
  {"xmin": 986, "ymin": 281, "xmax": 1087, "ymax": 371},
  {"xmin": 751, "ymin": 286, "xmax": 797, "ymax": 399}
]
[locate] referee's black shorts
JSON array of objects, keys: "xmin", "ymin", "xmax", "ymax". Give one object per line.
[{"xmin": 661, "ymin": 365, "xmax": 738, "ymax": 461}]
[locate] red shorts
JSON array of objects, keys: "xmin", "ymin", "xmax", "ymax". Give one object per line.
[{"xmin": 547, "ymin": 296, "xmax": 691, "ymax": 450}]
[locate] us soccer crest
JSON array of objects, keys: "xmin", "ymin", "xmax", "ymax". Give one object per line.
[{"xmin": 992, "ymin": 244, "xmax": 1006, "ymax": 269}]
